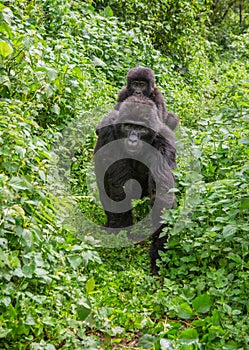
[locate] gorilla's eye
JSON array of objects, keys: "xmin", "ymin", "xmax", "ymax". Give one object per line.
[
  {"xmin": 136, "ymin": 125, "xmax": 147, "ymax": 133},
  {"xmin": 131, "ymin": 81, "xmax": 147, "ymax": 89},
  {"xmin": 123, "ymin": 124, "xmax": 134, "ymax": 132},
  {"xmin": 123, "ymin": 124, "xmax": 147, "ymax": 134},
  {"xmin": 138, "ymin": 81, "xmax": 146, "ymax": 88}
]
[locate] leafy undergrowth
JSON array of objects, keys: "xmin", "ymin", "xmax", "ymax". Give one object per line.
[{"xmin": 1, "ymin": 0, "xmax": 249, "ymax": 349}]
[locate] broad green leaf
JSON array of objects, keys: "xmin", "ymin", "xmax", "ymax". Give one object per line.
[
  {"xmin": 46, "ymin": 68, "xmax": 58, "ymax": 81},
  {"xmin": 0, "ymin": 40, "xmax": 13, "ymax": 57},
  {"xmin": 211, "ymin": 309, "xmax": 221, "ymax": 326},
  {"xmin": 22, "ymin": 35, "xmax": 33, "ymax": 50},
  {"xmin": 240, "ymin": 197, "xmax": 249, "ymax": 209},
  {"xmin": 0, "ymin": 74, "xmax": 10, "ymax": 88},
  {"xmin": 0, "ymin": 22, "xmax": 12, "ymax": 37},
  {"xmin": 0, "ymin": 328, "xmax": 12, "ymax": 339},
  {"xmin": 8, "ymin": 304, "xmax": 17, "ymax": 318},
  {"xmin": 0, "ymin": 248, "xmax": 10, "ymax": 267},
  {"xmin": 22, "ymin": 264, "xmax": 35, "ymax": 278},
  {"xmin": 215, "ymin": 277, "xmax": 228, "ymax": 289},
  {"xmin": 160, "ymin": 339, "xmax": 174, "ymax": 350},
  {"xmin": 104, "ymin": 6, "xmax": 113, "ymax": 17},
  {"xmin": 51, "ymin": 103, "xmax": 60, "ymax": 115},
  {"xmin": 22, "ymin": 229, "xmax": 33, "ymax": 247},
  {"xmin": 0, "ymin": 238, "xmax": 7, "ymax": 249},
  {"xmin": 2, "ymin": 7, "xmax": 14, "ymax": 25},
  {"xmin": 238, "ymin": 137, "xmax": 249, "ymax": 145},
  {"xmin": 86, "ymin": 276, "xmax": 95, "ymax": 294},
  {"xmin": 67, "ymin": 255, "xmax": 83, "ymax": 269},
  {"xmin": 138, "ymin": 334, "xmax": 156, "ymax": 349},
  {"xmin": 1, "ymin": 297, "xmax": 11, "ymax": 307},
  {"xmin": 178, "ymin": 328, "xmax": 199, "ymax": 342},
  {"xmin": 222, "ymin": 225, "xmax": 237, "ymax": 239},
  {"xmin": 24, "ymin": 314, "xmax": 36, "ymax": 326},
  {"xmin": 76, "ymin": 298, "xmax": 91, "ymax": 321},
  {"xmin": 35, "ymin": 268, "xmax": 48, "ymax": 276},
  {"xmin": 44, "ymin": 345, "xmax": 56, "ymax": 350},
  {"xmin": 2, "ymin": 162, "xmax": 19, "ymax": 173},
  {"xmin": 176, "ymin": 302, "xmax": 194, "ymax": 319},
  {"xmin": 92, "ymin": 56, "xmax": 106, "ymax": 67},
  {"xmin": 192, "ymin": 294, "xmax": 212, "ymax": 314},
  {"xmin": 9, "ymin": 176, "xmax": 32, "ymax": 191}
]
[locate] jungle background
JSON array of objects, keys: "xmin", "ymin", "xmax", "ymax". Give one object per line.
[{"xmin": 0, "ymin": 0, "xmax": 249, "ymax": 349}]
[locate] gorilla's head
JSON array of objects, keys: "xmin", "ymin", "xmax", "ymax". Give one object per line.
[{"xmin": 115, "ymin": 96, "xmax": 161, "ymax": 155}]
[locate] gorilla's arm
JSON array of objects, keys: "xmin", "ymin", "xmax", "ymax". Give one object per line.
[
  {"xmin": 165, "ymin": 111, "xmax": 179, "ymax": 131},
  {"xmin": 153, "ymin": 124, "xmax": 176, "ymax": 170},
  {"xmin": 152, "ymin": 88, "xmax": 179, "ymax": 130},
  {"xmin": 94, "ymin": 110, "xmax": 118, "ymax": 154},
  {"xmin": 114, "ymin": 87, "xmax": 131, "ymax": 110}
]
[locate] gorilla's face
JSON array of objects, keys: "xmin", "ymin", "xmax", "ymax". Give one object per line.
[
  {"xmin": 119, "ymin": 122, "xmax": 155, "ymax": 155},
  {"xmin": 130, "ymin": 80, "xmax": 150, "ymax": 97},
  {"xmin": 115, "ymin": 98, "xmax": 160, "ymax": 156}
]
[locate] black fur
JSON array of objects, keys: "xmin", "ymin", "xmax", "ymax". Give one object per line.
[{"xmin": 94, "ymin": 96, "xmax": 176, "ymax": 275}]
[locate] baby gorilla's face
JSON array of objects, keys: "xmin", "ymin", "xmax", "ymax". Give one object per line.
[{"xmin": 130, "ymin": 80, "xmax": 148, "ymax": 97}]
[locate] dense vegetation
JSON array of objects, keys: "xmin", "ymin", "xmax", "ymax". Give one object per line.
[{"xmin": 0, "ymin": 0, "xmax": 248, "ymax": 349}]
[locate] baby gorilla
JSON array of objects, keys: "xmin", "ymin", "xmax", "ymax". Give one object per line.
[{"xmin": 115, "ymin": 67, "xmax": 179, "ymax": 131}]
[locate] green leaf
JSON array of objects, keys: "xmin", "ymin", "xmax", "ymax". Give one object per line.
[
  {"xmin": 0, "ymin": 40, "xmax": 13, "ymax": 57},
  {"xmin": 2, "ymin": 7, "xmax": 14, "ymax": 25},
  {"xmin": 22, "ymin": 229, "xmax": 33, "ymax": 247},
  {"xmin": 104, "ymin": 6, "xmax": 113, "ymax": 17},
  {"xmin": 67, "ymin": 255, "xmax": 83, "ymax": 269},
  {"xmin": 22, "ymin": 264, "xmax": 35, "ymax": 278},
  {"xmin": 176, "ymin": 302, "xmax": 194, "ymax": 319},
  {"xmin": 238, "ymin": 137, "xmax": 249, "ymax": 145},
  {"xmin": 0, "ymin": 297, "xmax": 11, "ymax": 307},
  {"xmin": 35, "ymin": 267, "xmax": 48, "ymax": 276},
  {"xmin": 178, "ymin": 328, "xmax": 199, "ymax": 342},
  {"xmin": 24, "ymin": 313, "xmax": 36, "ymax": 326},
  {"xmin": 222, "ymin": 225, "xmax": 237, "ymax": 239},
  {"xmin": 51, "ymin": 103, "xmax": 60, "ymax": 115},
  {"xmin": 0, "ymin": 22, "xmax": 12, "ymax": 37},
  {"xmin": 91, "ymin": 56, "xmax": 106, "ymax": 67},
  {"xmin": 211, "ymin": 309, "xmax": 221, "ymax": 326},
  {"xmin": 138, "ymin": 334, "xmax": 156, "ymax": 349},
  {"xmin": 22, "ymin": 36, "xmax": 34, "ymax": 50},
  {"xmin": 240, "ymin": 197, "xmax": 249, "ymax": 210},
  {"xmin": 86, "ymin": 276, "xmax": 95, "ymax": 294},
  {"xmin": 76, "ymin": 298, "xmax": 91, "ymax": 321},
  {"xmin": 0, "ymin": 328, "xmax": 12, "ymax": 339},
  {"xmin": 9, "ymin": 176, "xmax": 32, "ymax": 191},
  {"xmin": 192, "ymin": 294, "xmax": 212, "ymax": 314},
  {"xmin": 160, "ymin": 339, "xmax": 174, "ymax": 350},
  {"xmin": 46, "ymin": 67, "xmax": 58, "ymax": 82}
]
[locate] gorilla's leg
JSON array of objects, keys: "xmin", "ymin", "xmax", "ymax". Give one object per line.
[
  {"xmin": 148, "ymin": 165, "xmax": 175, "ymax": 275},
  {"xmin": 100, "ymin": 160, "xmax": 134, "ymax": 229},
  {"xmin": 149, "ymin": 228, "xmax": 168, "ymax": 276}
]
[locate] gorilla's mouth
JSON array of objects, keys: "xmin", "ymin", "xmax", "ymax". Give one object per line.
[
  {"xmin": 127, "ymin": 147, "xmax": 138, "ymax": 153},
  {"xmin": 126, "ymin": 140, "xmax": 143, "ymax": 154}
]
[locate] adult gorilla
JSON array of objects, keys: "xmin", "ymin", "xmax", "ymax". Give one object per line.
[{"xmin": 94, "ymin": 96, "xmax": 176, "ymax": 274}]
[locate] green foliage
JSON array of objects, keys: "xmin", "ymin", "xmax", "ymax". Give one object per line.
[
  {"xmin": 0, "ymin": 103, "xmax": 101, "ymax": 348},
  {"xmin": 1, "ymin": 0, "xmax": 249, "ymax": 348},
  {"xmin": 94, "ymin": 0, "xmax": 211, "ymax": 67},
  {"xmin": 93, "ymin": 0, "xmax": 249, "ymax": 68}
]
